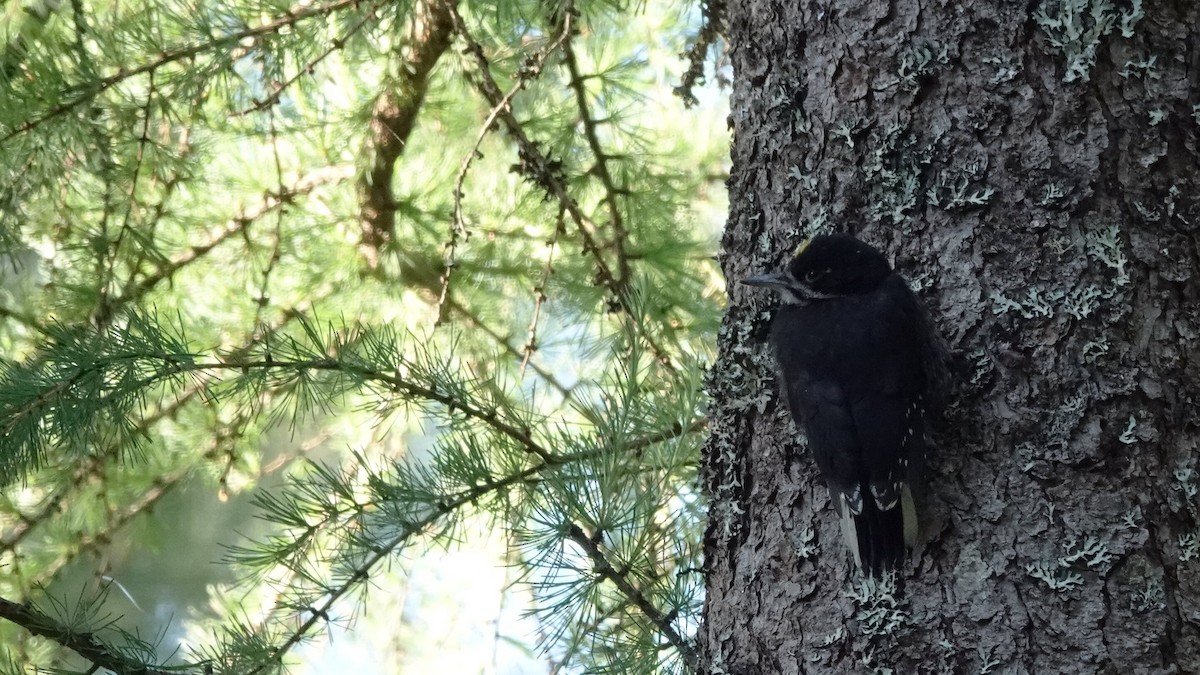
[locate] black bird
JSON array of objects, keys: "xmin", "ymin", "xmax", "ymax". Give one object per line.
[{"xmin": 743, "ymin": 233, "xmax": 946, "ymax": 575}]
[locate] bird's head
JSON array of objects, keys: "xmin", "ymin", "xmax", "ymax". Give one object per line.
[{"xmin": 742, "ymin": 233, "xmax": 893, "ymax": 303}]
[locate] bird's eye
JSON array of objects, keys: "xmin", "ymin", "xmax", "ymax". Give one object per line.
[{"xmin": 805, "ymin": 269, "xmax": 822, "ymax": 282}]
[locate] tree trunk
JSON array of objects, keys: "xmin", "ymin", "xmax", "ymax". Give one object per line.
[{"xmin": 700, "ymin": 0, "xmax": 1200, "ymax": 672}]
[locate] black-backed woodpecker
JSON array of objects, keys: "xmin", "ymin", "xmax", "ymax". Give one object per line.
[{"xmin": 743, "ymin": 234, "xmax": 945, "ymax": 575}]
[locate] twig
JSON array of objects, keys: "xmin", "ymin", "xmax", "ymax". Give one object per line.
[
  {"xmin": 674, "ymin": 0, "xmax": 727, "ymax": 107},
  {"xmin": 0, "ymin": 302, "xmax": 319, "ymax": 555},
  {"xmin": 249, "ymin": 414, "xmax": 702, "ymax": 673},
  {"xmin": 253, "ymin": 108, "xmax": 288, "ymax": 328},
  {"xmin": 236, "ymin": 1, "xmax": 386, "ymax": 115},
  {"xmin": 442, "ymin": 0, "xmax": 676, "ymax": 370},
  {"xmin": 561, "ymin": 37, "xmax": 631, "ymax": 290},
  {"xmin": 443, "ymin": 294, "xmax": 576, "ymax": 401},
  {"xmin": 441, "ymin": 6, "xmax": 575, "ymax": 323},
  {"xmin": 112, "ymin": 165, "xmax": 354, "ymax": 309},
  {"xmin": 117, "ymin": 88, "xmax": 206, "ymax": 288},
  {"xmin": 4, "ymin": 353, "xmax": 556, "ymax": 464},
  {"xmin": 0, "ymin": 0, "xmax": 368, "ymax": 146},
  {"xmin": 520, "ymin": 210, "xmax": 563, "ymax": 377},
  {"xmin": 36, "ymin": 462, "xmax": 190, "ymax": 585},
  {"xmin": 94, "ymin": 71, "xmax": 158, "ymax": 327},
  {"xmin": 0, "ymin": 595, "xmax": 174, "ymax": 675},
  {"xmin": 565, "ymin": 523, "xmax": 699, "ymax": 670},
  {"xmin": 218, "ymin": 356, "xmax": 554, "ymax": 461}
]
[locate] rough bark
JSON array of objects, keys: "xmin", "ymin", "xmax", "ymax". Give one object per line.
[
  {"xmin": 701, "ymin": 0, "xmax": 1200, "ymax": 673},
  {"xmin": 358, "ymin": 0, "xmax": 454, "ymax": 269}
]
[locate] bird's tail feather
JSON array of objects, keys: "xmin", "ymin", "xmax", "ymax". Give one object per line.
[{"xmin": 839, "ymin": 484, "xmax": 915, "ymax": 575}]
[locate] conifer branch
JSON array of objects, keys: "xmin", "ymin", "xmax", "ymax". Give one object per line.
[
  {"xmin": 443, "ymin": 294, "xmax": 577, "ymax": 401},
  {"xmin": 1, "ymin": 302, "xmax": 318, "ymax": 553},
  {"xmin": 249, "ymin": 456, "xmax": 554, "ymax": 673},
  {"xmin": 0, "ymin": 595, "xmax": 174, "ymax": 675},
  {"xmin": 442, "ymin": 2, "xmax": 574, "ymax": 322},
  {"xmin": 0, "ymin": 0, "xmax": 368, "ymax": 145},
  {"xmin": 35, "ymin": 462, "xmax": 191, "ymax": 584},
  {"xmin": 252, "ymin": 109, "xmax": 289, "ymax": 326},
  {"xmin": 235, "ymin": 1, "xmax": 387, "ymax": 116},
  {"xmin": 565, "ymin": 523, "xmax": 699, "ymax": 670},
  {"xmin": 562, "ymin": 38, "xmax": 632, "ymax": 290},
  {"xmin": 3, "ymin": 349, "xmax": 555, "ymax": 464},
  {"xmin": 0, "ymin": 0, "xmax": 61, "ymax": 79},
  {"xmin": 520, "ymin": 210, "xmax": 563, "ymax": 378},
  {"xmin": 112, "ymin": 166, "xmax": 354, "ymax": 310},
  {"xmin": 0, "ymin": 4, "xmax": 720, "ymax": 670},
  {"xmin": 444, "ymin": 1, "xmax": 676, "ymax": 371},
  {"xmin": 250, "ymin": 415, "xmax": 701, "ymax": 671},
  {"xmin": 95, "ymin": 71, "xmax": 159, "ymax": 327},
  {"xmin": 196, "ymin": 356, "xmax": 555, "ymax": 461},
  {"xmin": 674, "ymin": 0, "xmax": 726, "ymax": 107}
]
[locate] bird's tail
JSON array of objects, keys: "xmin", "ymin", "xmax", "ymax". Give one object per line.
[{"xmin": 838, "ymin": 484, "xmax": 917, "ymax": 575}]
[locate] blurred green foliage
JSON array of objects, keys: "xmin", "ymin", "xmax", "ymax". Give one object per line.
[{"xmin": 0, "ymin": 0, "xmax": 727, "ymax": 672}]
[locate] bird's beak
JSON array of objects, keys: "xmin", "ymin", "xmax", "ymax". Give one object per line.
[{"xmin": 741, "ymin": 272, "xmax": 791, "ymax": 289}]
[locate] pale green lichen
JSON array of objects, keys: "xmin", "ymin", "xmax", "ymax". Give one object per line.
[
  {"xmin": 1028, "ymin": 534, "xmax": 1114, "ymax": 592},
  {"xmin": 898, "ymin": 40, "xmax": 950, "ymax": 94},
  {"xmin": 927, "ymin": 162, "xmax": 994, "ymax": 210},
  {"xmin": 794, "ymin": 523, "xmax": 819, "ymax": 559},
  {"xmin": 982, "ymin": 54, "xmax": 1022, "ymax": 86},
  {"xmin": 968, "ymin": 347, "xmax": 991, "ymax": 386},
  {"xmin": 832, "ymin": 115, "xmax": 865, "ymax": 151},
  {"xmin": 1120, "ymin": 506, "xmax": 1142, "ymax": 530},
  {"xmin": 845, "ymin": 573, "xmax": 909, "ymax": 636},
  {"xmin": 978, "ymin": 645, "xmax": 1004, "ymax": 674},
  {"xmin": 1017, "ymin": 441, "xmax": 1039, "ymax": 473},
  {"xmin": 991, "ymin": 287, "xmax": 1054, "ymax": 319},
  {"xmin": 1173, "ymin": 463, "xmax": 1197, "ymax": 504},
  {"xmin": 704, "ymin": 312, "xmax": 779, "ymax": 545},
  {"xmin": 1047, "ymin": 235, "xmax": 1073, "ymax": 256},
  {"xmin": 1034, "ymin": 0, "xmax": 1138, "ymax": 82},
  {"xmin": 1027, "ymin": 560, "xmax": 1085, "ymax": 592},
  {"xmin": 768, "ymin": 84, "xmax": 790, "ymax": 109},
  {"xmin": 1172, "ymin": 462, "xmax": 1200, "ymax": 563},
  {"xmin": 1063, "ymin": 284, "xmax": 1102, "ymax": 319},
  {"xmin": 1084, "ymin": 222, "xmax": 1131, "ymax": 289},
  {"xmin": 802, "ymin": 207, "xmax": 833, "ymax": 238},
  {"xmin": 861, "ymin": 122, "xmax": 932, "ymax": 225},
  {"xmin": 793, "ymin": 109, "xmax": 813, "ymax": 135},
  {"xmin": 1038, "ymin": 181, "xmax": 1068, "ymax": 206},
  {"xmin": 788, "ymin": 164, "xmax": 818, "ymax": 192},
  {"xmin": 817, "ymin": 625, "xmax": 845, "ymax": 648},
  {"xmin": 1132, "ymin": 578, "xmax": 1165, "ymax": 612},
  {"xmin": 907, "ymin": 269, "xmax": 935, "ymax": 294},
  {"xmin": 1119, "ymin": 414, "xmax": 1138, "ymax": 444},
  {"xmin": 1132, "ymin": 200, "xmax": 1161, "ymax": 222},
  {"xmin": 1119, "ymin": 0, "xmax": 1144, "ymax": 37},
  {"xmin": 1179, "ymin": 533, "xmax": 1199, "ymax": 562},
  {"xmin": 1082, "ymin": 337, "xmax": 1110, "ymax": 363},
  {"xmin": 1059, "ymin": 535, "xmax": 1114, "ymax": 570},
  {"xmin": 757, "ymin": 231, "xmax": 772, "ymax": 253},
  {"xmin": 1119, "ymin": 54, "xmax": 1160, "ymax": 79},
  {"xmin": 994, "ymin": 281, "xmax": 1110, "ymax": 320}
]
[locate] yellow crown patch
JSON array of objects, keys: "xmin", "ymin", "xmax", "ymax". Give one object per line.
[{"xmin": 793, "ymin": 239, "xmax": 813, "ymax": 258}]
